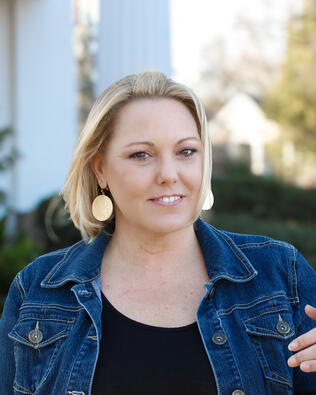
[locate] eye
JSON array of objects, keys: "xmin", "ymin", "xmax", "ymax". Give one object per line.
[
  {"xmin": 179, "ymin": 148, "xmax": 197, "ymax": 157},
  {"xmin": 129, "ymin": 151, "xmax": 150, "ymax": 160}
]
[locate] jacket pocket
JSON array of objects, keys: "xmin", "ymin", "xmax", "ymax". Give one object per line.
[
  {"xmin": 8, "ymin": 317, "xmax": 73, "ymax": 393},
  {"xmin": 243, "ymin": 308, "xmax": 295, "ymax": 388}
]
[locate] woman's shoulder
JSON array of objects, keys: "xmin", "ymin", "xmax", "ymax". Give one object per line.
[
  {"xmin": 28, "ymin": 239, "xmax": 86, "ymax": 267},
  {"xmin": 199, "ymin": 220, "xmax": 316, "ymax": 321},
  {"xmin": 197, "ymin": 218, "xmax": 294, "ymax": 256},
  {"xmin": 214, "ymin": 224, "xmax": 300, "ymax": 274},
  {"xmin": 222, "ymin": 228, "xmax": 294, "ymax": 254},
  {"xmin": 197, "ymin": 218, "xmax": 315, "ymax": 285},
  {"xmin": 16, "ymin": 239, "xmax": 87, "ymax": 292}
]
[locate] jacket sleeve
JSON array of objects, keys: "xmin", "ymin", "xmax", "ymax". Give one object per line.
[
  {"xmin": 292, "ymin": 248, "xmax": 316, "ymax": 392},
  {"xmin": 0, "ymin": 272, "xmax": 25, "ymax": 394}
]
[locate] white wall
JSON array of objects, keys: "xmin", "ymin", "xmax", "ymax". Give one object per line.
[
  {"xmin": 96, "ymin": 0, "xmax": 171, "ymax": 96},
  {"xmin": 13, "ymin": 0, "xmax": 77, "ymax": 212},
  {"xmin": 0, "ymin": 0, "xmax": 11, "ymax": 130},
  {"xmin": 0, "ymin": 0, "xmax": 13, "ymax": 217}
]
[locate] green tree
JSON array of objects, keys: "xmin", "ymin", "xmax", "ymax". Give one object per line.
[
  {"xmin": 0, "ymin": 127, "xmax": 18, "ymax": 210},
  {"xmin": 263, "ymin": 0, "xmax": 316, "ymax": 152}
]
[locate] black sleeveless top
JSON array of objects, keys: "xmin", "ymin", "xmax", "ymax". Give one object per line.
[{"xmin": 91, "ymin": 292, "xmax": 217, "ymax": 394}]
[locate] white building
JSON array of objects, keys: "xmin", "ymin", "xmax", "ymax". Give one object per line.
[{"xmin": 209, "ymin": 93, "xmax": 280, "ymax": 175}]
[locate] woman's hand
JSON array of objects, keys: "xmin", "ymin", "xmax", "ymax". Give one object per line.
[{"xmin": 287, "ymin": 305, "xmax": 316, "ymax": 372}]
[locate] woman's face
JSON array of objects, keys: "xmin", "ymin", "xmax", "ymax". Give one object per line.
[{"xmin": 93, "ymin": 97, "xmax": 203, "ymax": 235}]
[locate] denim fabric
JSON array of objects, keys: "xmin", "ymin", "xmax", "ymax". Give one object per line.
[{"xmin": 0, "ymin": 218, "xmax": 315, "ymax": 395}]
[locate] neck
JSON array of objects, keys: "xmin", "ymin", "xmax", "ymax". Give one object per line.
[{"xmin": 105, "ymin": 220, "xmax": 201, "ymax": 274}]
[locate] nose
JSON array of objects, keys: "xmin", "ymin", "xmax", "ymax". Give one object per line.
[{"xmin": 156, "ymin": 156, "xmax": 179, "ymax": 185}]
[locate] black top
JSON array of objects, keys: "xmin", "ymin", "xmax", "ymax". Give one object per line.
[{"xmin": 91, "ymin": 292, "xmax": 217, "ymax": 395}]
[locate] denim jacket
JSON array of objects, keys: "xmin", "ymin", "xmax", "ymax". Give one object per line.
[{"xmin": 0, "ymin": 218, "xmax": 316, "ymax": 395}]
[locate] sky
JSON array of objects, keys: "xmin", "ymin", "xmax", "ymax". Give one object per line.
[{"xmin": 170, "ymin": 0, "xmax": 302, "ymax": 88}]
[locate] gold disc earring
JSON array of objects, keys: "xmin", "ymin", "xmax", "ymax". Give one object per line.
[{"xmin": 91, "ymin": 188, "xmax": 113, "ymax": 221}]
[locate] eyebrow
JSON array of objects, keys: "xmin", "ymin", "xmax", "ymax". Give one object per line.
[{"xmin": 124, "ymin": 137, "xmax": 200, "ymax": 148}]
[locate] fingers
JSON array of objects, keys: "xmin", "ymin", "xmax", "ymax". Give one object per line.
[
  {"xmin": 304, "ymin": 304, "xmax": 316, "ymax": 321},
  {"xmin": 287, "ymin": 305, "xmax": 316, "ymax": 372},
  {"xmin": 299, "ymin": 360, "xmax": 316, "ymax": 372},
  {"xmin": 287, "ymin": 344, "xmax": 316, "ymax": 372},
  {"xmin": 289, "ymin": 327, "xmax": 316, "ymax": 352},
  {"xmin": 288, "ymin": 304, "xmax": 316, "ymax": 352}
]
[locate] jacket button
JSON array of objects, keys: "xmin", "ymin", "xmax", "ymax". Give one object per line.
[
  {"xmin": 232, "ymin": 390, "xmax": 245, "ymax": 395},
  {"xmin": 276, "ymin": 320, "xmax": 290, "ymax": 334},
  {"xmin": 28, "ymin": 321, "xmax": 43, "ymax": 344},
  {"xmin": 212, "ymin": 332, "xmax": 227, "ymax": 345}
]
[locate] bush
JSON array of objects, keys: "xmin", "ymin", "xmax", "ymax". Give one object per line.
[
  {"xmin": 0, "ymin": 194, "xmax": 82, "ymax": 314},
  {"xmin": 33, "ymin": 194, "xmax": 82, "ymax": 250},
  {"xmin": 0, "ymin": 217, "xmax": 41, "ymax": 314},
  {"xmin": 212, "ymin": 162, "xmax": 316, "ymax": 223}
]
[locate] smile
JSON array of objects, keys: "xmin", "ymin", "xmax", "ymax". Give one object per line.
[
  {"xmin": 149, "ymin": 195, "xmax": 184, "ymax": 206},
  {"xmin": 157, "ymin": 196, "xmax": 181, "ymax": 203}
]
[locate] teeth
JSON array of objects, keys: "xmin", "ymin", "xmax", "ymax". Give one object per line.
[{"xmin": 158, "ymin": 196, "xmax": 181, "ymax": 203}]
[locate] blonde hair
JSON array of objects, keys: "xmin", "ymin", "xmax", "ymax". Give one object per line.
[{"xmin": 61, "ymin": 71, "xmax": 213, "ymax": 240}]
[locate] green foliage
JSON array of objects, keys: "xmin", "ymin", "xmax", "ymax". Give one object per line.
[
  {"xmin": 0, "ymin": 127, "xmax": 19, "ymax": 209},
  {"xmin": 0, "ymin": 217, "xmax": 41, "ymax": 301},
  {"xmin": 0, "ymin": 193, "xmax": 81, "ymax": 313},
  {"xmin": 212, "ymin": 162, "xmax": 316, "ymax": 223},
  {"xmin": 0, "ymin": 127, "xmax": 18, "ymax": 172},
  {"xmin": 33, "ymin": 194, "xmax": 81, "ymax": 251},
  {"xmin": 263, "ymin": 0, "xmax": 316, "ymax": 151},
  {"xmin": 0, "ymin": 126, "xmax": 25, "ymax": 313}
]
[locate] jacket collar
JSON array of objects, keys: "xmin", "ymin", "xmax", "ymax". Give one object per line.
[
  {"xmin": 41, "ymin": 224, "xmax": 114, "ymax": 288},
  {"xmin": 41, "ymin": 219, "xmax": 257, "ymax": 288},
  {"xmin": 194, "ymin": 219, "xmax": 257, "ymax": 284}
]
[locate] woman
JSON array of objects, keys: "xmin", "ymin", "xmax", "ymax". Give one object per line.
[{"xmin": 0, "ymin": 71, "xmax": 315, "ymax": 395}]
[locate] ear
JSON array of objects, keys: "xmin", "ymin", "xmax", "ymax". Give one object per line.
[{"xmin": 90, "ymin": 153, "xmax": 107, "ymax": 188}]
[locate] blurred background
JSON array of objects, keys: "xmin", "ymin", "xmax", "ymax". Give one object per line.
[{"xmin": 0, "ymin": 0, "xmax": 316, "ymax": 311}]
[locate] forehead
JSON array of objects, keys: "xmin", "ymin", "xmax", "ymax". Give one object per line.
[{"xmin": 111, "ymin": 97, "xmax": 200, "ymax": 142}]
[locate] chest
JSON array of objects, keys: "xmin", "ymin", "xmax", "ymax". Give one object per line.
[{"xmin": 100, "ymin": 267, "xmax": 209, "ymax": 328}]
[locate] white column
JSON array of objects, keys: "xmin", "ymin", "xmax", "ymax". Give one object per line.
[
  {"xmin": 0, "ymin": 0, "xmax": 11, "ymax": 130},
  {"xmin": 96, "ymin": 0, "xmax": 171, "ymax": 96},
  {"xmin": 13, "ymin": 0, "xmax": 77, "ymax": 212},
  {"xmin": 0, "ymin": 0, "xmax": 16, "ymax": 226}
]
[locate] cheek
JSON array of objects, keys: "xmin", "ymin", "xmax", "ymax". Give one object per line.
[
  {"xmin": 184, "ymin": 160, "xmax": 203, "ymax": 188},
  {"xmin": 193, "ymin": 173, "xmax": 203, "ymax": 193},
  {"xmin": 108, "ymin": 164, "xmax": 152, "ymax": 200}
]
